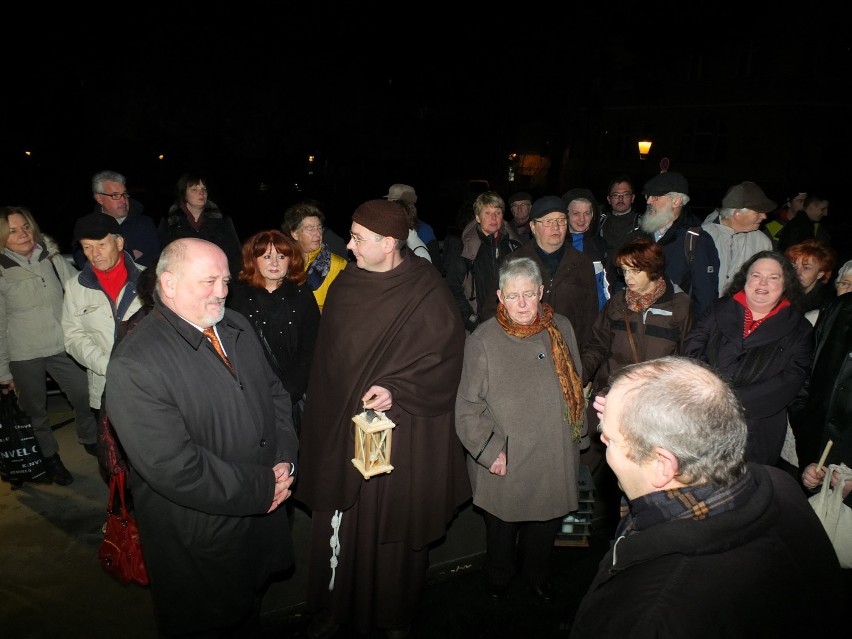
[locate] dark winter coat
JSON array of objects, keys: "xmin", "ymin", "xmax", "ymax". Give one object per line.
[
  {"xmin": 570, "ymin": 464, "xmax": 844, "ymax": 638},
  {"xmin": 581, "ymin": 278, "xmax": 693, "ymax": 389},
  {"xmin": 628, "ymin": 210, "xmax": 720, "ymax": 317},
  {"xmin": 105, "ymin": 300, "xmax": 297, "ymax": 635},
  {"xmin": 683, "ymin": 296, "xmax": 813, "ymax": 464},
  {"xmin": 789, "ymin": 293, "xmax": 852, "ymax": 505},
  {"xmin": 799, "ymin": 279, "xmax": 836, "ymax": 314},
  {"xmin": 508, "ymin": 240, "xmax": 599, "ymax": 349},
  {"xmin": 158, "ymin": 200, "xmax": 243, "ymax": 275},
  {"xmin": 777, "ymin": 209, "xmax": 832, "ymax": 253},
  {"xmin": 444, "ymin": 220, "xmax": 522, "ymax": 332},
  {"xmin": 227, "ymin": 278, "xmax": 320, "ymax": 402}
]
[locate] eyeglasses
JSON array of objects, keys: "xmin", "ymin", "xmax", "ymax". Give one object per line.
[
  {"xmin": 609, "ymin": 192, "xmax": 633, "ymax": 200},
  {"xmin": 836, "ymin": 280, "xmax": 852, "ymax": 290},
  {"xmin": 299, "ymin": 224, "xmax": 324, "ymax": 233},
  {"xmin": 349, "ymin": 232, "xmax": 380, "ymax": 246},
  {"xmin": 511, "ymin": 202, "xmax": 531, "ymax": 209},
  {"xmin": 97, "ymin": 192, "xmax": 130, "ymax": 201},
  {"xmin": 620, "ymin": 267, "xmax": 642, "ymax": 276},
  {"xmin": 502, "ymin": 291, "xmax": 538, "ymax": 302},
  {"xmin": 534, "ymin": 217, "xmax": 568, "ymax": 227}
]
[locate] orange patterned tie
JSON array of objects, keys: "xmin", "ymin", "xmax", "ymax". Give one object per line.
[{"xmin": 202, "ymin": 326, "xmax": 234, "ymax": 372}]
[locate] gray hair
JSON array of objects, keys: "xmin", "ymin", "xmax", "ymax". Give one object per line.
[
  {"xmin": 499, "ymin": 257, "xmax": 542, "ymax": 291},
  {"xmin": 92, "ymin": 170, "xmax": 127, "ymax": 193},
  {"xmin": 607, "ymin": 356, "xmax": 748, "ymax": 487},
  {"xmin": 837, "ymin": 259, "xmax": 852, "ymax": 281},
  {"xmin": 672, "ymin": 192, "xmax": 691, "ymax": 206},
  {"xmin": 717, "ymin": 206, "xmax": 736, "ymax": 220}
]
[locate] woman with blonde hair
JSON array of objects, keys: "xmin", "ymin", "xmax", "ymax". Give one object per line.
[{"xmin": 0, "ymin": 205, "xmax": 97, "ymax": 486}]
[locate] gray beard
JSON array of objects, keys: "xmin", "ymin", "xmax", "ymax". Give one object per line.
[{"xmin": 640, "ymin": 206, "xmax": 676, "ymax": 234}]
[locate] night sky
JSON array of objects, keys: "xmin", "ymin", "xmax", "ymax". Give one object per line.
[{"xmin": 2, "ymin": 4, "xmax": 848, "ymax": 248}]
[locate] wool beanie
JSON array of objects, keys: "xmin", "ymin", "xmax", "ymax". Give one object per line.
[{"xmin": 352, "ymin": 200, "xmax": 410, "ymax": 240}]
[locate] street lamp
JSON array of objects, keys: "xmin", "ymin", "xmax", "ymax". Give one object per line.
[{"xmin": 638, "ymin": 140, "xmax": 653, "ymax": 160}]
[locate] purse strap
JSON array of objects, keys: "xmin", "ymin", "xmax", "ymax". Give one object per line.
[
  {"xmin": 108, "ymin": 471, "xmax": 130, "ymax": 515},
  {"xmin": 624, "ymin": 311, "xmax": 640, "ymax": 364},
  {"xmin": 254, "ymin": 320, "xmax": 284, "ymax": 379}
]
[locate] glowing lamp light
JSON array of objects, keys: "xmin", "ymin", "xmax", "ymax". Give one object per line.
[{"xmin": 638, "ymin": 140, "xmax": 653, "ymax": 160}]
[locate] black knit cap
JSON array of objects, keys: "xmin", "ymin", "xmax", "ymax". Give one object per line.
[{"xmin": 352, "ymin": 199, "xmax": 410, "ymax": 240}]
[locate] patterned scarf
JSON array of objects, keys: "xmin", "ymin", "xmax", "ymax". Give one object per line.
[
  {"xmin": 624, "ymin": 277, "xmax": 666, "ymax": 312},
  {"xmin": 306, "ymin": 243, "xmax": 332, "ymax": 291},
  {"xmin": 496, "ymin": 301, "xmax": 585, "ymax": 441},
  {"xmin": 616, "ymin": 467, "xmax": 755, "ymax": 538}
]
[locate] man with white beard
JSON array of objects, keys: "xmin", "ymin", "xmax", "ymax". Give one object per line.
[{"xmin": 628, "ymin": 172, "xmax": 718, "ymax": 317}]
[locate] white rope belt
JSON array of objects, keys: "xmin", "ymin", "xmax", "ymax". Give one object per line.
[{"xmin": 328, "ymin": 509, "xmax": 342, "ymax": 591}]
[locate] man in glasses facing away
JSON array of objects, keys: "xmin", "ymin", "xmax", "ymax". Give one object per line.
[{"xmin": 72, "ymin": 169, "xmax": 161, "ymax": 269}]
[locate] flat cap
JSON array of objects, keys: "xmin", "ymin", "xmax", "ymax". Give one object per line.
[
  {"xmin": 530, "ymin": 196, "xmax": 568, "ymax": 220},
  {"xmin": 643, "ymin": 171, "xmax": 689, "ymax": 197},
  {"xmin": 73, "ymin": 213, "xmax": 121, "ymax": 241}
]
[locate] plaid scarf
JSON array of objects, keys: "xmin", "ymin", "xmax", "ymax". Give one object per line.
[
  {"xmin": 496, "ymin": 301, "xmax": 585, "ymax": 441},
  {"xmin": 616, "ymin": 467, "xmax": 755, "ymax": 538}
]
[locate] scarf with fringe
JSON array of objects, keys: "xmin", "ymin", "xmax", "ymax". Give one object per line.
[{"xmin": 496, "ymin": 301, "xmax": 585, "ymax": 441}]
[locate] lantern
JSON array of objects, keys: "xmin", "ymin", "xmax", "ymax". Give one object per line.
[{"xmin": 351, "ymin": 409, "xmax": 395, "ymax": 479}]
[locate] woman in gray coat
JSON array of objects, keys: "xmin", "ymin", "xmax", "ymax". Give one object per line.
[
  {"xmin": 455, "ymin": 256, "xmax": 586, "ymax": 604},
  {"xmin": 0, "ymin": 206, "xmax": 96, "ymax": 486}
]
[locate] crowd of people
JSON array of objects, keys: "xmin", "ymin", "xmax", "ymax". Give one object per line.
[{"xmin": 1, "ymin": 168, "xmax": 848, "ymax": 637}]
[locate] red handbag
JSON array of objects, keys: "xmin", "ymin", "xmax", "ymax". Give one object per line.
[{"xmin": 98, "ymin": 470, "xmax": 149, "ymax": 586}]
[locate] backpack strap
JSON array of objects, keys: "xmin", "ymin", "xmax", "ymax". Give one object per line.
[{"xmin": 684, "ymin": 226, "xmax": 701, "ymax": 266}]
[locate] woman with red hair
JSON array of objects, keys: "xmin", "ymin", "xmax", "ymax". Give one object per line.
[
  {"xmin": 784, "ymin": 238, "xmax": 836, "ymax": 313},
  {"xmin": 581, "ymin": 237, "xmax": 694, "ymax": 391},
  {"xmin": 227, "ymin": 230, "xmax": 320, "ymax": 436}
]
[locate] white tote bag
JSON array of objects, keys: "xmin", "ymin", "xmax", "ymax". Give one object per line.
[{"xmin": 809, "ymin": 463, "xmax": 852, "ymax": 569}]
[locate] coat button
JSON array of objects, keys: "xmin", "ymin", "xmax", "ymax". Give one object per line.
[{"xmin": 260, "ymin": 439, "xmax": 267, "ymax": 447}]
